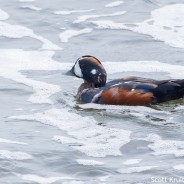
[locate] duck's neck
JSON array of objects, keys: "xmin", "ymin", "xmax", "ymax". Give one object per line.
[{"xmin": 77, "ymin": 81, "xmax": 95, "ymax": 99}]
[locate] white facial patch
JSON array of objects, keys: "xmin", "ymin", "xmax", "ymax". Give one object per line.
[
  {"xmin": 91, "ymin": 69, "xmax": 97, "ymax": 75},
  {"xmin": 74, "ymin": 61, "xmax": 83, "ymax": 77}
]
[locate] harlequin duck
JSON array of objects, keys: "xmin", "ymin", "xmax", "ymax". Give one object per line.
[{"xmin": 68, "ymin": 55, "xmax": 184, "ymax": 106}]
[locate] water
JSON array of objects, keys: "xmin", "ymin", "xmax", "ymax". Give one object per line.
[{"xmin": 1, "ymin": 0, "xmax": 184, "ymax": 183}]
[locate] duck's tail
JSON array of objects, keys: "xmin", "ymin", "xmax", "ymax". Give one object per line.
[{"xmin": 153, "ymin": 79, "xmax": 184, "ymax": 103}]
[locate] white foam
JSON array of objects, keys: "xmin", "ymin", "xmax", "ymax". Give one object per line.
[
  {"xmin": 21, "ymin": 5, "xmax": 42, "ymax": 11},
  {"xmin": 0, "ymin": 138, "xmax": 27, "ymax": 145},
  {"xmin": 11, "ymin": 108, "xmax": 131, "ymax": 157},
  {"xmin": 54, "ymin": 9, "xmax": 94, "ymax": 15},
  {"xmin": 98, "ymin": 175, "xmax": 111, "ymax": 182},
  {"xmin": 0, "ymin": 49, "xmax": 70, "ymax": 104},
  {"xmin": 105, "ymin": 1, "xmax": 124, "ymax": 8},
  {"xmin": 73, "ymin": 11, "xmax": 126, "ymax": 23},
  {"xmin": 175, "ymin": 105, "xmax": 184, "ymax": 111},
  {"xmin": 118, "ymin": 166, "xmax": 157, "ymax": 174},
  {"xmin": 79, "ymin": 103, "xmax": 168, "ymax": 122},
  {"xmin": 15, "ymin": 108, "xmax": 23, "ymax": 111},
  {"xmin": 0, "ymin": 9, "xmax": 9, "ymax": 20},
  {"xmin": 0, "ymin": 150, "xmax": 32, "ymax": 160},
  {"xmin": 53, "ymin": 136, "xmax": 78, "ymax": 144},
  {"xmin": 123, "ymin": 159, "xmax": 142, "ymax": 165},
  {"xmin": 103, "ymin": 61, "xmax": 184, "ymax": 79},
  {"xmin": 140, "ymin": 134, "xmax": 184, "ymax": 157},
  {"xmin": 76, "ymin": 159, "xmax": 104, "ymax": 166},
  {"xmin": 19, "ymin": 0, "xmax": 36, "ymax": 2},
  {"xmin": 173, "ymin": 165, "xmax": 184, "ymax": 170},
  {"xmin": 15, "ymin": 174, "xmax": 71, "ymax": 184},
  {"xmin": 92, "ymin": 20, "xmax": 124, "ymax": 29},
  {"xmin": 79, "ymin": 103, "xmax": 161, "ymax": 113},
  {"xmin": 59, "ymin": 28, "xmax": 92, "ymax": 43},
  {"xmin": 63, "ymin": 181, "xmax": 84, "ymax": 184},
  {"xmin": 0, "ymin": 21, "xmax": 61, "ymax": 50},
  {"xmin": 92, "ymin": 4, "xmax": 184, "ymax": 49}
]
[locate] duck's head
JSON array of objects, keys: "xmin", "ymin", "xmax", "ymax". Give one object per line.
[{"xmin": 68, "ymin": 55, "xmax": 107, "ymax": 87}]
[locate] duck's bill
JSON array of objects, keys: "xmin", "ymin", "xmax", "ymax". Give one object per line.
[{"xmin": 65, "ymin": 69, "xmax": 74, "ymax": 76}]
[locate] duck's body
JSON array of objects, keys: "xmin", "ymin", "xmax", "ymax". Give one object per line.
[
  {"xmin": 78, "ymin": 77, "xmax": 184, "ymax": 106},
  {"xmin": 69, "ymin": 56, "xmax": 184, "ymax": 106}
]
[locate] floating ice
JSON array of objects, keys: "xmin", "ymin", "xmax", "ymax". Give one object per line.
[
  {"xmin": 0, "ymin": 9, "xmax": 9, "ymax": 20},
  {"xmin": 0, "ymin": 150, "xmax": 32, "ymax": 160},
  {"xmin": 76, "ymin": 159, "xmax": 104, "ymax": 166},
  {"xmin": 0, "ymin": 138, "xmax": 27, "ymax": 145},
  {"xmin": 11, "ymin": 108, "xmax": 131, "ymax": 157},
  {"xmin": 59, "ymin": 28, "xmax": 92, "ymax": 43},
  {"xmin": 105, "ymin": 1, "xmax": 124, "ymax": 8},
  {"xmin": 140, "ymin": 134, "xmax": 184, "ymax": 157},
  {"xmin": 123, "ymin": 159, "xmax": 142, "ymax": 165},
  {"xmin": 54, "ymin": 9, "xmax": 94, "ymax": 15},
  {"xmin": 73, "ymin": 11, "xmax": 126, "ymax": 23},
  {"xmin": 118, "ymin": 166, "xmax": 157, "ymax": 174},
  {"xmin": 92, "ymin": 4, "xmax": 184, "ymax": 49},
  {"xmin": 21, "ymin": 5, "xmax": 42, "ymax": 11}
]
